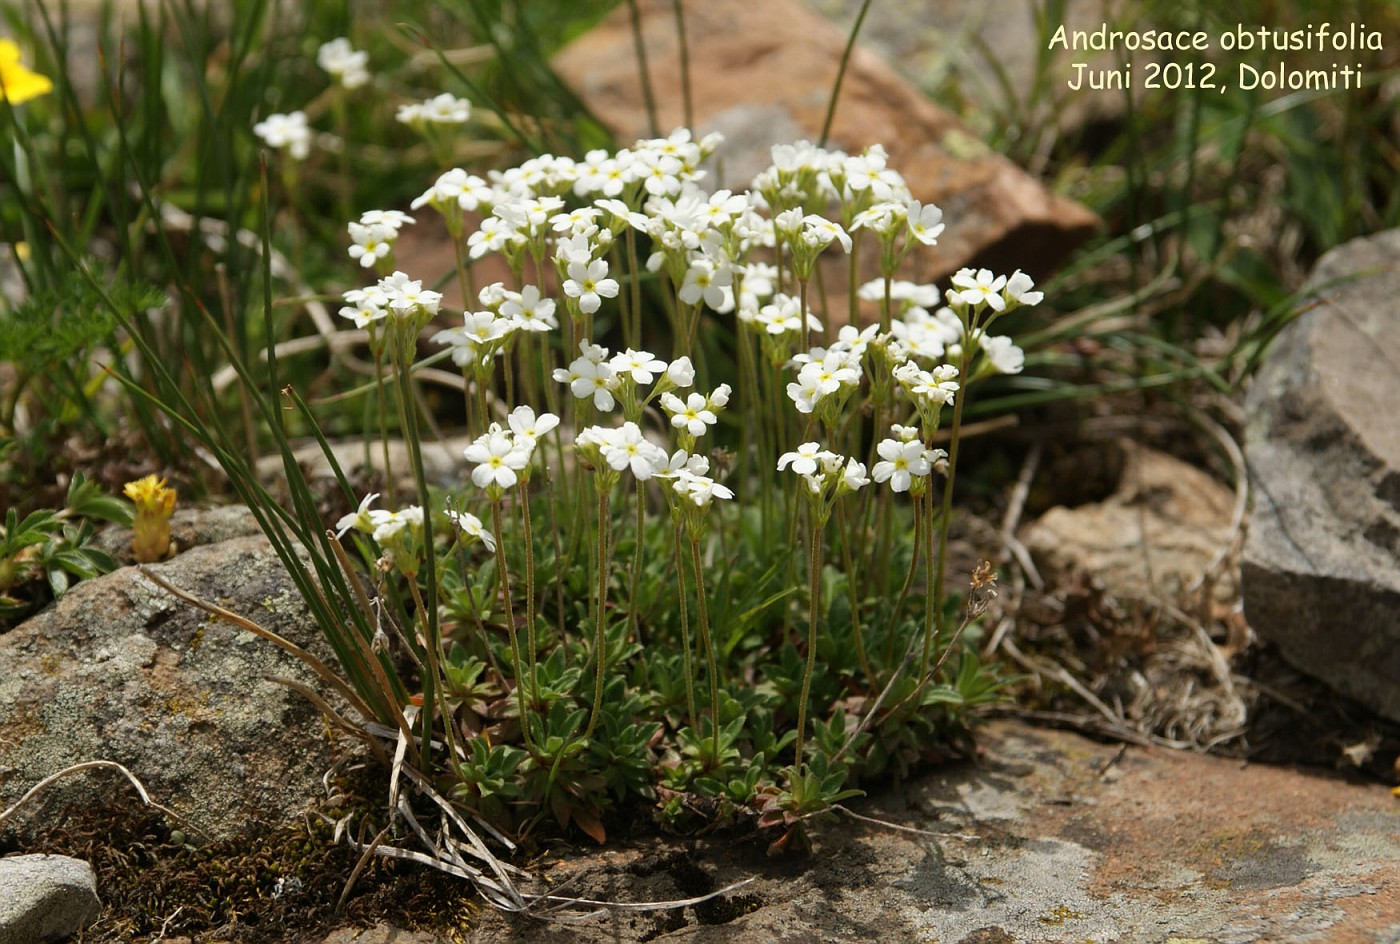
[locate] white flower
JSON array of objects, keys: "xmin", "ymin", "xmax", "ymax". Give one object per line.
[
  {"xmin": 335, "ymin": 492, "xmax": 381, "ymax": 538},
  {"xmin": 1003, "ymin": 269, "xmax": 1044, "ymax": 308},
  {"xmin": 569, "ymin": 357, "xmax": 618, "ymax": 411},
  {"xmin": 402, "ymin": 92, "xmax": 471, "ymax": 124},
  {"xmin": 786, "ymin": 370, "xmax": 824, "ymax": 415},
  {"xmin": 678, "ymin": 256, "xmax": 732, "ymax": 310},
  {"xmin": 951, "ymin": 268, "xmax": 1008, "ymax": 311},
  {"xmin": 347, "ymin": 221, "xmax": 395, "ymax": 268},
  {"xmin": 980, "ymin": 334, "xmax": 1025, "ymax": 374},
  {"xmin": 654, "ymin": 449, "xmax": 711, "ymax": 479},
  {"xmin": 501, "ymin": 285, "xmax": 557, "ymax": 332},
  {"xmin": 841, "ymin": 459, "xmax": 870, "ymax": 492},
  {"xmin": 906, "ymin": 199, "xmax": 944, "ymax": 246},
  {"xmin": 660, "ymin": 391, "xmax": 718, "ymax": 438},
  {"xmin": 778, "ymin": 442, "xmax": 838, "ymax": 477},
  {"xmin": 372, "ymin": 505, "xmax": 423, "ymax": 545},
  {"xmin": 670, "ymin": 470, "xmax": 734, "ymax": 507},
  {"xmin": 665, "ymin": 356, "xmax": 695, "ymax": 388},
  {"xmin": 850, "ymin": 201, "xmax": 906, "ymax": 237},
  {"xmin": 384, "ymin": 276, "xmax": 442, "ymax": 316},
  {"xmin": 317, "ymin": 38, "xmax": 370, "ymax": 89},
  {"xmin": 507, "ymin": 405, "xmax": 560, "ymax": 448},
  {"xmin": 800, "ymin": 214, "xmax": 852, "ymax": 254},
  {"xmin": 253, "ymin": 111, "xmax": 311, "ymax": 160},
  {"xmin": 359, "ymin": 209, "xmax": 413, "ymax": 232},
  {"xmin": 563, "ymin": 258, "xmax": 619, "ymax": 315},
  {"xmin": 601, "ymin": 422, "xmax": 668, "ymax": 480},
  {"xmin": 463, "ymin": 430, "xmax": 529, "ymax": 490},
  {"xmin": 445, "ymin": 508, "xmax": 496, "ymax": 553},
  {"xmin": 872, "ymin": 438, "xmax": 931, "ymax": 492},
  {"xmin": 339, "ymin": 300, "xmax": 386, "ymax": 329},
  {"xmin": 609, "ymin": 348, "xmax": 667, "ymax": 385}
]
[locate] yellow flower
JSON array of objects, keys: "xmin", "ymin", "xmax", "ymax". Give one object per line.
[
  {"xmin": 0, "ymin": 39, "xmax": 53, "ymax": 105},
  {"xmin": 124, "ymin": 474, "xmax": 177, "ymax": 562}
]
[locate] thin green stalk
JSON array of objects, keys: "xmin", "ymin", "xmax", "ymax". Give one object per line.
[
  {"xmin": 799, "ymin": 277, "xmax": 811, "ymax": 354},
  {"xmin": 673, "ymin": 520, "xmax": 698, "ymax": 729},
  {"xmin": 629, "ymin": 478, "xmax": 646, "ymax": 645},
  {"xmin": 670, "ymin": 0, "xmax": 693, "ymax": 130},
  {"xmin": 688, "ymin": 533, "xmax": 721, "ymax": 766},
  {"xmin": 836, "ymin": 501, "xmax": 873, "ymax": 686},
  {"xmin": 888, "ymin": 491, "xmax": 923, "ymax": 666},
  {"xmin": 489, "ymin": 500, "xmax": 533, "ymax": 749},
  {"xmin": 407, "ymin": 579, "xmax": 466, "ymax": 782},
  {"xmin": 793, "ymin": 512, "xmax": 823, "ymax": 767},
  {"xmin": 518, "ymin": 481, "xmax": 539, "ymax": 687},
  {"xmin": 583, "ymin": 486, "xmax": 611, "ymax": 740},
  {"xmin": 626, "ymin": 0, "xmax": 660, "ymax": 138},
  {"xmin": 547, "ymin": 477, "xmax": 568, "ymax": 642},
  {"xmin": 923, "ymin": 346, "xmax": 971, "ymax": 679},
  {"xmin": 391, "ymin": 335, "xmax": 441, "ymax": 764},
  {"xmin": 819, "ymin": 0, "xmax": 874, "ymax": 147},
  {"xmin": 372, "ymin": 342, "xmax": 395, "ymax": 503}
]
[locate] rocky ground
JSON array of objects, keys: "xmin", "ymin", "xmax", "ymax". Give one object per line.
[{"xmin": 5, "ymin": 1, "xmax": 1400, "ymax": 941}]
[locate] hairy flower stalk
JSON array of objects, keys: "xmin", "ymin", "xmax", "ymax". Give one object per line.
[
  {"xmin": 688, "ymin": 532, "xmax": 722, "ymax": 767},
  {"xmin": 794, "ymin": 508, "xmax": 822, "ymax": 767},
  {"xmin": 584, "ymin": 485, "xmax": 611, "ymax": 740},
  {"xmin": 673, "ymin": 519, "xmax": 699, "ymax": 729},
  {"xmin": 489, "ymin": 499, "xmax": 532, "ymax": 743}
]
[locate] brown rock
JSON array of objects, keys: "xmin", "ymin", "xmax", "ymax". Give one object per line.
[
  {"xmin": 1022, "ymin": 440, "xmax": 1236, "ymax": 603},
  {"xmin": 806, "ymin": 0, "xmax": 1143, "ymax": 132},
  {"xmin": 553, "ymin": 0, "xmax": 1099, "ymax": 285},
  {"xmin": 323, "ymin": 720, "xmax": 1400, "ymax": 943}
]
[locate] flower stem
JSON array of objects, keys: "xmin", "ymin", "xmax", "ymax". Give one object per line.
[
  {"xmin": 793, "ymin": 511, "xmax": 822, "ymax": 767},
  {"xmin": 819, "ymin": 0, "xmax": 874, "ymax": 147},
  {"xmin": 490, "ymin": 500, "xmax": 533, "ymax": 749},
  {"xmin": 836, "ymin": 500, "xmax": 873, "ymax": 687},
  {"xmin": 629, "ymin": 477, "xmax": 645, "ymax": 645},
  {"xmin": 673, "ymin": 520, "xmax": 698, "ymax": 730},
  {"xmin": 923, "ymin": 351, "xmax": 968, "ymax": 679},
  {"xmin": 583, "ymin": 487, "xmax": 611, "ymax": 740},
  {"xmin": 518, "ymin": 482, "xmax": 538, "ymax": 695},
  {"xmin": 689, "ymin": 533, "xmax": 721, "ymax": 767}
]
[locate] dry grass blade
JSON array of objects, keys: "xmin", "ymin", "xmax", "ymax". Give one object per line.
[
  {"xmin": 326, "ymin": 535, "xmax": 418, "ymax": 752},
  {"xmin": 332, "ymin": 724, "xmax": 760, "ymax": 922},
  {"xmin": 337, "ymin": 822, "xmax": 392, "ymax": 914},
  {"xmin": 268, "ymin": 675, "xmax": 390, "ymax": 769},
  {"xmin": 833, "ymin": 804, "xmax": 981, "ymax": 841},
  {"xmin": 0, "ymin": 760, "xmax": 201, "ymax": 839}
]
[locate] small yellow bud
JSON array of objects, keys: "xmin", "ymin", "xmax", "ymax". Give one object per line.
[
  {"xmin": 124, "ymin": 474, "xmax": 177, "ymax": 562},
  {"xmin": 0, "ymin": 39, "xmax": 53, "ymax": 105}
]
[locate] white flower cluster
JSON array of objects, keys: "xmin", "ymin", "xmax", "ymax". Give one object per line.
[
  {"xmin": 338, "ymin": 270, "xmax": 442, "ymax": 329},
  {"xmin": 317, "ymin": 38, "xmax": 370, "ymax": 90},
  {"xmin": 396, "ymin": 92, "xmax": 472, "ymax": 126},
  {"xmin": 462, "ymin": 406, "xmax": 559, "ymax": 493},
  {"xmin": 315, "ymin": 117, "xmax": 1047, "ymax": 555},
  {"xmin": 252, "ymin": 111, "xmax": 312, "ymax": 160}
]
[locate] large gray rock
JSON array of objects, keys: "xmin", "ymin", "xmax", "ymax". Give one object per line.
[
  {"xmin": 0, "ymin": 854, "xmax": 99, "ymax": 944},
  {"xmin": 1243, "ymin": 228, "xmax": 1400, "ymax": 722},
  {"xmin": 0, "ymin": 534, "xmax": 340, "ymax": 842}
]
